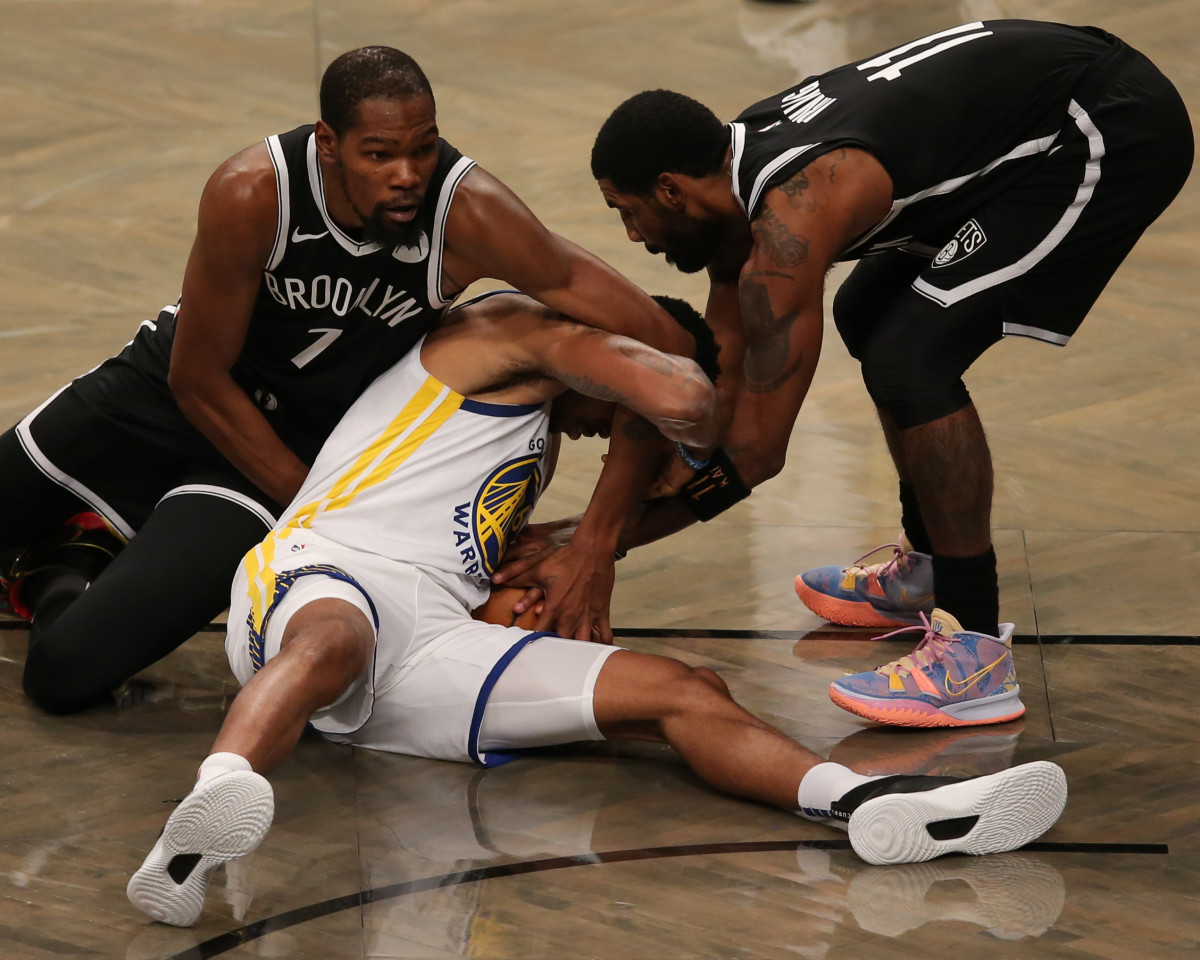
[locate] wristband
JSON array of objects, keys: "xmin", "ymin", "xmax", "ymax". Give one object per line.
[
  {"xmin": 679, "ymin": 447, "xmax": 751, "ymax": 521},
  {"xmin": 674, "ymin": 441, "xmax": 710, "ymax": 471}
]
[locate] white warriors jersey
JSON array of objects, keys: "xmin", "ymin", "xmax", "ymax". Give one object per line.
[{"xmin": 262, "ymin": 335, "xmax": 551, "ymax": 609}]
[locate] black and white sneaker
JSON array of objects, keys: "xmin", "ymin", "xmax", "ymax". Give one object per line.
[
  {"xmin": 833, "ymin": 761, "xmax": 1067, "ymax": 865},
  {"xmin": 127, "ymin": 771, "xmax": 274, "ymax": 926}
]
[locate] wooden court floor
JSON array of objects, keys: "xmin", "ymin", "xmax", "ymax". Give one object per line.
[{"xmin": 1, "ymin": 0, "xmax": 1198, "ymax": 957}]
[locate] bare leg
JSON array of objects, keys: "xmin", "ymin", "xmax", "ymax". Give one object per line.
[
  {"xmin": 879, "ymin": 403, "xmax": 993, "ymax": 557},
  {"xmin": 592, "ymin": 650, "xmax": 822, "ymax": 810},
  {"xmin": 211, "ymin": 598, "xmax": 374, "ymax": 773}
]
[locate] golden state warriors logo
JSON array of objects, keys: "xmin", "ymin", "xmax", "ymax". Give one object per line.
[{"xmin": 452, "ymin": 455, "xmax": 542, "ymax": 578}]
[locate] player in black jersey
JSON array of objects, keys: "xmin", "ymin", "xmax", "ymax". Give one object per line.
[
  {"xmin": 581, "ymin": 20, "xmax": 1192, "ymax": 726},
  {"xmin": 0, "ymin": 45, "xmax": 689, "ymax": 715}
]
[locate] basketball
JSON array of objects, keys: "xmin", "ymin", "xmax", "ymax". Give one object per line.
[{"xmin": 471, "ymin": 585, "xmax": 541, "ymax": 630}]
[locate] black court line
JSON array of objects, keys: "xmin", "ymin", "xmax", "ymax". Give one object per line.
[
  {"xmin": 1, "ymin": 619, "xmax": 1198, "ymax": 645},
  {"xmin": 165, "ymin": 838, "xmax": 1167, "ymax": 959}
]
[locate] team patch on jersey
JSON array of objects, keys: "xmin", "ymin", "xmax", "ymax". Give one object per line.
[
  {"xmin": 392, "ymin": 231, "xmax": 431, "ymax": 263},
  {"xmin": 932, "ymin": 219, "xmax": 987, "ymax": 269},
  {"xmin": 451, "ymin": 455, "xmax": 543, "ymax": 578}
]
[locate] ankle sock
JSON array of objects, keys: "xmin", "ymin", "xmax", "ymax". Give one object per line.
[
  {"xmin": 796, "ymin": 762, "xmax": 883, "ymax": 827},
  {"xmin": 931, "ymin": 547, "xmax": 999, "ymax": 637},
  {"xmin": 196, "ymin": 752, "xmax": 253, "ymax": 787}
]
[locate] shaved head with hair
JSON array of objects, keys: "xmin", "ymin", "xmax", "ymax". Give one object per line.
[{"xmin": 320, "ymin": 46, "xmax": 434, "ymax": 136}]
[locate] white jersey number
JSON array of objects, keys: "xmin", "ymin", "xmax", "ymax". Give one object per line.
[
  {"xmin": 291, "ymin": 327, "xmax": 343, "ymax": 368},
  {"xmin": 857, "ymin": 22, "xmax": 993, "ymax": 82}
]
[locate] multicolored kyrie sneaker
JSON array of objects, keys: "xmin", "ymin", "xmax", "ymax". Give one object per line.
[
  {"xmin": 795, "ymin": 540, "xmax": 934, "ymax": 628},
  {"xmin": 830, "ymin": 609, "xmax": 1024, "ymax": 727},
  {"xmin": 127, "ymin": 770, "xmax": 274, "ymax": 927},
  {"xmin": 834, "ymin": 761, "xmax": 1066, "ymax": 865}
]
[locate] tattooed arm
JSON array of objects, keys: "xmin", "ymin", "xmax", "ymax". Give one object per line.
[
  {"xmin": 722, "ymin": 150, "xmax": 891, "ymax": 485},
  {"xmin": 534, "ymin": 321, "xmax": 719, "ymax": 447}
]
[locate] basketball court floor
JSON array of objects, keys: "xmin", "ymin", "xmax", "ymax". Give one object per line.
[{"xmin": 1, "ymin": 0, "xmax": 1197, "ymax": 957}]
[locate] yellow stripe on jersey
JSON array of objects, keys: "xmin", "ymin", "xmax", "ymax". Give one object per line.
[
  {"xmin": 286, "ymin": 375, "xmax": 464, "ymax": 530},
  {"xmin": 243, "ymin": 533, "xmax": 281, "ymax": 648}
]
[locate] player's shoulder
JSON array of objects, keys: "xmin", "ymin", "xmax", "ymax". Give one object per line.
[{"xmin": 202, "ymin": 140, "xmax": 276, "ymax": 205}]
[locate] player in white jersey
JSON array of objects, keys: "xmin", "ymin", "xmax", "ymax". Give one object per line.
[{"xmin": 128, "ymin": 291, "xmax": 1067, "ymax": 927}]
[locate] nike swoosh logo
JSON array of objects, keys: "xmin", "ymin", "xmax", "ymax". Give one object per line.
[
  {"xmin": 944, "ymin": 654, "xmax": 1008, "ymax": 696},
  {"xmin": 291, "ymin": 227, "xmax": 329, "ymax": 243}
]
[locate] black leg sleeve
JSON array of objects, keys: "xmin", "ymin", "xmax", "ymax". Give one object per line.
[{"xmin": 22, "ymin": 492, "xmax": 271, "ymax": 714}]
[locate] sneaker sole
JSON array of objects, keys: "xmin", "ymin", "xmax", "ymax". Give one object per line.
[
  {"xmin": 829, "ymin": 685, "xmax": 1026, "ymax": 728},
  {"xmin": 127, "ymin": 771, "xmax": 274, "ymax": 927},
  {"xmin": 795, "ymin": 577, "xmax": 925, "ymax": 629},
  {"xmin": 848, "ymin": 760, "xmax": 1067, "ymax": 865}
]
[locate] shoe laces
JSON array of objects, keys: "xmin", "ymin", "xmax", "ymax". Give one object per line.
[
  {"xmin": 872, "ymin": 613, "xmax": 958, "ymax": 678},
  {"xmin": 845, "ymin": 542, "xmax": 909, "ymax": 579}
]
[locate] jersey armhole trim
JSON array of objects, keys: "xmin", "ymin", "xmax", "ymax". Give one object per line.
[
  {"xmin": 265, "ymin": 135, "xmax": 290, "ymax": 272},
  {"xmin": 428, "ymin": 156, "xmax": 478, "ymax": 309},
  {"xmin": 747, "ymin": 142, "xmax": 822, "ymax": 219}
]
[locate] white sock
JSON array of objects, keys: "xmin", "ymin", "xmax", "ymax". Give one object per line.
[
  {"xmin": 196, "ymin": 751, "xmax": 253, "ymax": 787},
  {"xmin": 796, "ymin": 762, "xmax": 884, "ymax": 829}
]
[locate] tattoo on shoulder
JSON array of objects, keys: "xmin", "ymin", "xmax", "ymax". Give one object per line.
[
  {"xmin": 739, "ymin": 276, "xmax": 807, "ymax": 394},
  {"xmin": 752, "ymin": 206, "xmax": 809, "ymax": 268}
]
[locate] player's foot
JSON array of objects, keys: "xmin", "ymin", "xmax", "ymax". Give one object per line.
[
  {"xmin": 795, "ymin": 540, "xmax": 934, "ymax": 628},
  {"xmin": 127, "ymin": 770, "xmax": 274, "ymax": 927},
  {"xmin": 7, "ymin": 511, "xmax": 127, "ymax": 619},
  {"xmin": 830, "ymin": 609, "xmax": 1024, "ymax": 727},
  {"xmin": 834, "ymin": 761, "xmax": 1066, "ymax": 865}
]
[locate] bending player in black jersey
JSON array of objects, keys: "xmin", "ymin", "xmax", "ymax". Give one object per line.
[
  {"xmin": 530, "ymin": 19, "xmax": 1192, "ymax": 727},
  {"xmin": 0, "ymin": 46, "xmax": 689, "ymax": 714},
  {"xmin": 124, "ymin": 290, "xmax": 1066, "ymax": 928}
]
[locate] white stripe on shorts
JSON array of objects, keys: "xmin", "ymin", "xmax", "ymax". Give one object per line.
[
  {"xmin": 16, "ymin": 390, "xmax": 136, "ymax": 540},
  {"xmin": 158, "ymin": 483, "xmax": 276, "ymax": 529},
  {"xmin": 911, "ymin": 99, "xmax": 1104, "ymax": 311}
]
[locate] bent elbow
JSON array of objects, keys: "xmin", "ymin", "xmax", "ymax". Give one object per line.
[{"xmin": 738, "ymin": 445, "xmax": 786, "ymax": 487}]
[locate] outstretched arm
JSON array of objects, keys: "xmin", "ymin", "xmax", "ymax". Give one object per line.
[{"xmin": 442, "ymin": 166, "xmax": 691, "ymax": 356}]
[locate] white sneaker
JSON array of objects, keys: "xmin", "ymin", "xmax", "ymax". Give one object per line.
[
  {"xmin": 831, "ymin": 760, "xmax": 1066, "ymax": 865},
  {"xmin": 127, "ymin": 770, "xmax": 274, "ymax": 927}
]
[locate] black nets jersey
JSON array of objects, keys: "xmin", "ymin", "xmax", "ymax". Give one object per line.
[
  {"xmin": 75, "ymin": 127, "xmax": 475, "ymax": 464},
  {"xmin": 730, "ymin": 20, "xmax": 1121, "ymax": 260}
]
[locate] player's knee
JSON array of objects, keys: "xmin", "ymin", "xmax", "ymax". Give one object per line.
[
  {"xmin": 691, "ymin": 666, "xmax": 730, "ymax": 698},
  {"xmin": 860, "ymin": 339, "xmax": 972, "ymax": 430},
  {"xmin": 280, "ymin": 607, "xmax": 373, "ymax": 688},
  {"xmin": 23, "ymin": 643, "xmax": 104, "ymax": 715},
  {"xmin": 657, "ymin": 664, "xmax": 736, "ymax": 721}
]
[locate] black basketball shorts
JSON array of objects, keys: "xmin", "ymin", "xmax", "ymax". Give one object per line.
[
  {"xmin": 14, "ymin": 381, "xmax": 280, "ymax": 540},
  {"xmin": 838, "ymin": 42, "xmax": 1193, "ymax": 354}
]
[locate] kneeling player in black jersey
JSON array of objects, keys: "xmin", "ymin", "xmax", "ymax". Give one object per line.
[
  {"xmin": 569, "ymin": 20, "xmax": 1192, "ymax": 728},
  {"xmin": 125, "ymin": 290, "xmax": 1066, "ymax": 928},
  {"xmin": 0, "ymin": 46, "xmax": 690, "ymax": 714}
]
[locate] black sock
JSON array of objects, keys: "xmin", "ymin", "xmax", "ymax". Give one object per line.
[
  {"xmin": 931, "ymin": 547, "xmax": 999, "ymax": 637},
  {"xmin": 899, "ymin": 481, "xmax": 932, "ymax": 555}
]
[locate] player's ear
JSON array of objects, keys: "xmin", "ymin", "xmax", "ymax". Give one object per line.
[
  {"xmin": 314, "ymin": 121, "xmax": 339, "ymax": 162},
  {"xmin": 656, "ymin": 173, "xmax": 688, "ymax": 212}
]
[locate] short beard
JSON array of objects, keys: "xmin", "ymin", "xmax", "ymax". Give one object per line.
[
  {"xmin": 659, "ymin": 213, "xmax": 725, "ymax": 275},
  {"xmin": 337, "ymin": 164, "xmax": 425, "ymax": 247}
]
